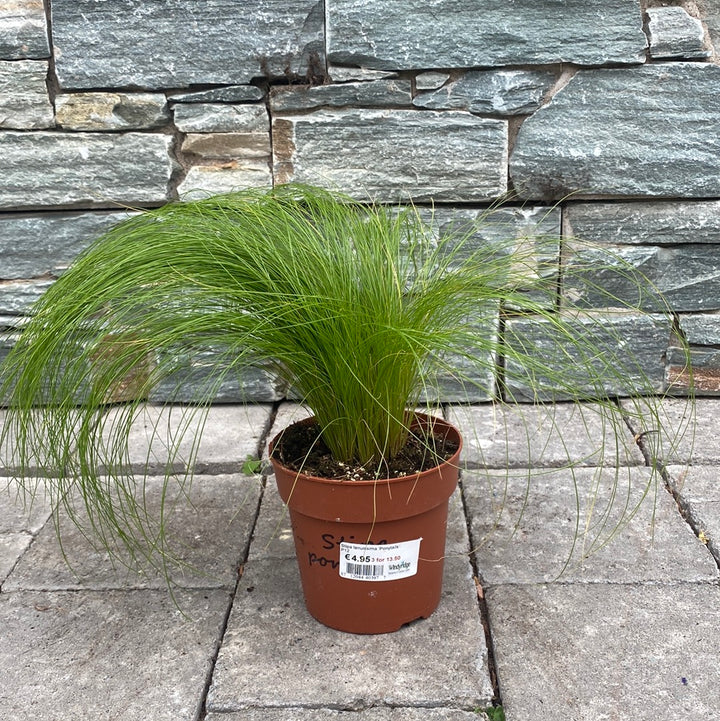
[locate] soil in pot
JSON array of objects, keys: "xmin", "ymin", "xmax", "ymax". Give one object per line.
[{"xmin": 272, "ymin": 416, "xmax": 459, "ymax": 480}]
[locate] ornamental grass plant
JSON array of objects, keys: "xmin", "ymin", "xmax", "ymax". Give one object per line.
[{"xmin": 0, "ymin": 184, "xmax": 691, "ymax": 574}]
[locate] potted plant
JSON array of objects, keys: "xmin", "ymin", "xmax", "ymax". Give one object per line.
[{"xmin": 0, "ymin": 184, "xmax": 689, "ymax": 633}]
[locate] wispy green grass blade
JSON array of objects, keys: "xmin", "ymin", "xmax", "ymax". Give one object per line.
[{"xmin": 0, "ymin": 184, "xmax": 693, "ymax": 574}]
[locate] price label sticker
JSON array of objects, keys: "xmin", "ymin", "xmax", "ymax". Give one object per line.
[{"xmin": 339, "ymin": 538, "xmax": 422, "ymax": 582}]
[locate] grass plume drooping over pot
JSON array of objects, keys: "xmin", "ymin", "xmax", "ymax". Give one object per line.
[{"xmin": 0, "ymin": 184, "xmax": 691, "ymax": 573}]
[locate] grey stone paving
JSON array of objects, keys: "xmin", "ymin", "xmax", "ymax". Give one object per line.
[
  {"xmin": 0, "ymin": 480, "xmax": 52, "ymax": 584},
  {"xmin": 207, "ymin": 556, "xmax": 491, "ymax": 712},
  {"xmin": 0, "ymin": 532, "xmax": 32, "ymax": 584},
  {"xmin": 100, "ymin": 402, "xmax": 273, "ymax": 474},
  {"xmin": 621, "ymin": 396, "xmax": 713, "ymax": 465},
  {"xmin": 463, "ymin": 465, "xmax": 717, "ymax": 585},
  {"xmin": 448, "ymin": 402, "xmax": 644, "ymax": 468},
  {"xmin": 0, "ymin": 400, "xmax": 717, "ymax": 720},
  {"xmin": 3, "ymin": 474, "xmax": 263, "ymax": 591},
  {"xmin": 1, "ymin": 588, "xmax": 231, "ymax": 720},
  {"xmin": 487, "ymin": 583, "xmax": 720, "ymax": 720}
]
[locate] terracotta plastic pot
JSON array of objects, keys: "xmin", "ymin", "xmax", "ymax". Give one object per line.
[{"xmin": 270, "ymin": 414, "xmax": 462, "ymax": 634}]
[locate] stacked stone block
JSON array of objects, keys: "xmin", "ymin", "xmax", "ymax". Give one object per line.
[{"xmin": 1, "ymin": 0, "xmax": 718, "ymax": 400}]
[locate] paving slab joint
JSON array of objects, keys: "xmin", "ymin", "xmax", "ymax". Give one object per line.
[
  {"xmin": 204, "ymin": 702, "xmax": 490, "ymax": 714},
  {"xmin": 195, "ymin": 403, "xmax": 276, "ymax": 720},
  {"xmin": 620, "ymin": 403, "xmax": 720, "ymax": 571},
  {"xmin": 660, "ymin": 473, "xmax": 720, "ymax": 572},
  {"xmin": 0, "ymin": 529, "xmax": 32, "ymax": 592},
  {"xmin": 619, "ymin": 396, "xmax": 680, "ymax": 475},
  {"xmin": 255, "ymin": 401, "xmax": 281, "ymax": 462},
  {"xmin": 457, "ymin": 474, "xmax": 503, "ymax": 708},
  {"xmin": 197, "ymin": 490, "xmax": 267, "ymax": 719},
  {"xmin": 482, "ymin": 579, "xmax": 720, "ymax": 593}
]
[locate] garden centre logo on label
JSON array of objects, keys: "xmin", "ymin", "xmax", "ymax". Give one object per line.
[{"xmin": 339, "ymin": 539, "xmax": 422, "ymax": 581}]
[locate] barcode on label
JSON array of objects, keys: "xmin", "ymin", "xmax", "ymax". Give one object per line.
[{"xmin": 345, "ymin": 562, "xmax": 385, "ymax": 579}]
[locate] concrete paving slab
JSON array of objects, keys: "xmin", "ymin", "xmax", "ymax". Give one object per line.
[
  {"xmin": 0, "ymin": 479, "xmax": 52, "ymax": 533},
  {"xmin": 4, "ymin": 473, "xmax": 262, "ymax": 591},
  {"xmin": 621, "ymin": 397, "xmax": 706, "ymax": 465},
  {"xmin": 206, "ymin": 709, "xmax": 488, "ymax": 720},
  {"xmin": 249, "ymin": 480, "xmax": 297, "ymax": 559},
  {"xmin": 446, "ymin": 487, "xmax": 473, "ymax": 556},
  {"xmin": 1, "ymin": 398, "xmax": 716, "ymax": 720},
  {"xmin": 0, "ymin": 588, "xmax": 231, "ymax": 721},
  {"xmin": 448, "ymin": 402, "xmax": 643, "ymax": 469},
  {"xmin": 207, "ymin": 556, "xmax": 493, "ymax": 712},
  {"xmin": 1, "ymin": 481, "xmax": 54, "ymax": 586},
  {"xmin": 487, "ymin": 582, "xmax": 720, "ymax": 720},
  {"xmin": 102, "ymin": 402, "xmax": 272, "ymax": 473},
  {"xmin": 251, "ymin": 481, "xmax": 470, "ymax": 561},
  {"xmin": 667, "ymin": 464, "xmax": 720, "ymax": 563},
  {"xmin": 463, "ymin": 466, "xmax": 717, "ymax": 584},
  {"xmin": 0, "ymin": 532, "xmax": 32, "ymax": 584}
]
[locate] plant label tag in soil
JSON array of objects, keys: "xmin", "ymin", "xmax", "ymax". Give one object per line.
[{"xmin": 338, "ymin": 538, "xmax": 422, "ymax": 582}]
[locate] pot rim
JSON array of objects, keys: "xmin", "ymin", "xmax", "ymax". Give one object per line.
[{"xmin": 268, "ymin": 412, "xmax": 462, "ymax": 486}]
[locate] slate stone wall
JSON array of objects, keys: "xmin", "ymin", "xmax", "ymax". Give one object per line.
[{"xmin": 1, "ymin": 0, "xmax": 719, "ymax": 400}]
